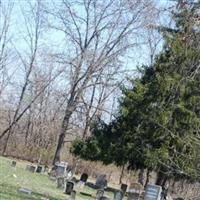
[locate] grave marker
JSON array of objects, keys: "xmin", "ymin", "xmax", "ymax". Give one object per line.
[
  {"xmin": 26, "ymin": 165, "xmax": 36, "ymax": 173},
  {"xmin": 144, "ymin": 184, "xmax": 162, "ymax": 200},
  {"xmin": 56, "ymin": 177, "xmax": 65, "ymax": 188},
  {"xmin": 64, "ymin": 181, "xmax": 74, "ymax": 195},
  {"xmin": 69, "ymin": 190, "xmax": 76, "ymax": 200},
  {"xmin": 36, "ymin": 165, "xmax": 43, "ymax": 173},
  {"xmin": 114, "ymin": 190, "xmax": 123, "ymax": 200},
  {"xmin": 121, "ymin": 184, "xmax": 127, "ymax": 194},
  {"xmin": 95, "ymin": 174, "xmax": 107, "ymax": 189},
  {"xmin": 96, "ymin": 189, "xmax": 104, "ymax": 200},
  {"xmin": 11, "ymin": 161, "xmax": 16, "ymax": 167}
]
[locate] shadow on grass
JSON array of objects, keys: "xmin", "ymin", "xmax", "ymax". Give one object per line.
[
  {"xmin": 86, "ymin": 181, "xmax": 116, "ymax": 193},
  {"xmin": 0, "ymin": 184, "xmax": 61, "ymax": 200}
]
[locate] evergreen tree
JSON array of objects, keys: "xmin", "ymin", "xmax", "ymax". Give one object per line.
[{"xmin": 71, "ymin": 1, "xmax": 200, "ymax": 186}]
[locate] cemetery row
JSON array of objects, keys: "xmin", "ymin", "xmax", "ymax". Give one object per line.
[{"xmin": 10, "ymin": 160, "xmax": 183, "ymax": 200}]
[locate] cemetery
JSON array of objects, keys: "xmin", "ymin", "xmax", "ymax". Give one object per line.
[
  {"xmin": 1, "ymin": 0, "xmax": 200, "ymax": 199},
  {"xmin": 1, "ymin": 156, "xmax": 185, "ymax": 200}
]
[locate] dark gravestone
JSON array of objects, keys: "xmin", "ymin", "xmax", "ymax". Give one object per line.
[
  {"xmin": 80, "ymin": 173, "xmax": 88, "ymax": 183},
  {"xmin": 11, "ymin": 161, "xmax": 16, "ymax": 167},
  {"xmin": 144, "ymin": 184, "xmax": 162, "ymax": 200},
  {"xmin": 36, "ymin": 165, "xmax": 43, "ymax": 173},
  {"xmin": 96, "ymin": 189, "xmax": 104, "ymax": 200},
  {"xmin": 99, "ymin": 197, "xmax": 110, "ymax": 200},
  {"xmin": 114, "ymin": 190, "xmax": 123, "ymax": 200},
  {"xmin": 95, "ymin": 174, "xmax": 107, "ymax": 189},
  {"xmin": 121, "ymin": 184, "xmax": 127, "ymax": 194},
  {"xmin": 57, "ymin": 177, "xmax": 65, "ymax": 188},
  {"xmin": 64, "ymin": 181, "xmax": 74, "ymax": 195}
]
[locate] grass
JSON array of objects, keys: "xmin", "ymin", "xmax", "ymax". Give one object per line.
[{"xmin": 0, "ymin": 156, "xmax": 122, "ymax": 200}]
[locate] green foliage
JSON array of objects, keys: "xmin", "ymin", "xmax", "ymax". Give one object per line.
[{"xmin": 71, "ymin": 2, "xmax": 200, "ymax": 183}]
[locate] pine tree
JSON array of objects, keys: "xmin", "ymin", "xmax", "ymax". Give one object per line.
[{"xmin": 71, "ymin": 1, "xmax": 200, "ymax": 186}]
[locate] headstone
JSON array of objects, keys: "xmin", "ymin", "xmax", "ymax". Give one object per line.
[
  {"xmin": 69, "ymin": 190, "xmax": 76, "ymax": 200},
  {"xmin": 36, "ymin": 165, "xmax": 43, "ymax": 173},
  {"xmin": 95, "ymin": 174, "xmax": 107, "ymax": 189},
  {"xmin": 11, "ymin": 161, "xmax": 17, "ymax": 167},
  {"xmin": 54, "ymin": 161, "xmax": 68, "ymax": 177},
  {"xmin": 127, "ymin": 192, "xmax": 139, "ymax": 200},
  {"xmin": 121, "ymin": 184, "xmax": 127, "ymax": 194},
  {"xmin": 144, "ymin": 184, "xmax": 162, "ymax": 200},
  {"xmin": 96, "ymin": 189, "xmax": 104, "ymax": 200},
  {"xmin": 80, "ymin": 173, "xmax": 88, "ymax": 182},
  {"xmin": 114, "ymin": 190, "xmax": 123, "ymax": 200},
  {"xmin": 56, "ymin": 177, "xmax": 65, "ymax": 188},
  {"xmin": 99, "ymin": 197, "xmax": 110, "ymax": 200},
  {"xmin": 26, "ymin": 165, "xmax": 36, "ymax": 173},
  {"xmin": 64, "ymin": 181, "xmax": 74, "ymax": 195},
  {"xmin": 128, "ymin": 183, "xmax": 143, "ymax": 200},
  {"xmin": 18, "ymin": 188, "xmax": 32, "ymax": 195}
]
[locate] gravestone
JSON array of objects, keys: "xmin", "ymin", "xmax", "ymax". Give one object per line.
[
  {"xmin": 80, "ymin": 173, "xmax": 88, "ymax": 183},
  {"xmin": 69, "ymin": 190, "xmax": 76, "ymax": 200},
  {"xmin": 64, "ymin": 181, "xmax": 74, "ymax": 195},
  {"xmin": 54, "ymin": 161, "xmax": 68, "ymax": 177},
  {"xmin": 18, "ymin": 188, "xmax": 32, "ymax": 195},
  {"xmin": 127, "ymin": 192, "xmax": 139, "ymax": 200},
  {"xmin": 26, "ymin": 165, "xmax": 36, "ymax": 173},
  {"xmin": 36, "ymin": 165, "xmax": 43, "ymax": 173},
  {"xmin": 56, "ymin": 177, "xmax": 65, "ymax": 188},
  {"xmin": 11, "ymin": 161, "xmax": 17, "ymax": 167},
  {"xmin": 96, "ymin": 189, "xmax": 104, "ymax": 200},
  {"xmin": 144, "ymin": 184, "xmax": 162, "ymax": 200},
  {"xmin": 121, "ymin": 184, "xmax": 127, "ymax": 194},
  {"xmin": 95, "ymin": 174, "xmax": 107, "ymax": 189},
  {"xmin": 114, "ymin": 190, "xmax": 123, "ymax": 200},
  {"xmin": 128, "ymin": 182, "xmax": 142, "ymax": 200},
  {"xmin": 99, "ymin": 197, "xmax": 110, "ymax": 200}
]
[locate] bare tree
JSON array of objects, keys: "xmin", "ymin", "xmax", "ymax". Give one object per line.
[
  {"xmin": 0, "ymin": 1, "xmax": 14, "ymax": 98},
  {"xmin": 49, "ymin": 0, "xmax": 156, "ymax": 164}
]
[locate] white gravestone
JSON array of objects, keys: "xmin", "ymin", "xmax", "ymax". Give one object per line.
[{"xmin": 144, "ymin": 184, "xmax": 162, "ymax": 200}]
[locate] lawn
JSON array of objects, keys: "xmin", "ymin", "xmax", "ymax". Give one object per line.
[{"xmin": 0, "ymin": 156, "xmax": 122, "ymax": 200}]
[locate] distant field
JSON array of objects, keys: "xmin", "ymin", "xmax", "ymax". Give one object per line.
[{"xmin": 0, "ymin": 156, "xmax": 124, "ymax": 200}]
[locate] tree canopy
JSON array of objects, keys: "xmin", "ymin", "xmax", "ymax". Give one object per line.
[{"xmin": 71, "ymin": 1, "xmax": 200, "ymax": 185}]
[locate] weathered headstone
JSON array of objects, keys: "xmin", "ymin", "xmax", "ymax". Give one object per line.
[
  {"xmin": 127, "ymin": 192, "xmax": 139, "ymax": 200},
  {"xmin": 121, "ymin": 184, "xmax": 127, "ymax": 194},
  {"xmin": 26, "ymin": 165, "xmax": 36, "ymax": 173},
  {"xmin": 99, "ymin": 197, "xmax": 110, "ymax": 200},
  {"xmin": 64, "ymin": 181, "xmax": 74, "ymax": 195},
  {"xmin": 69, "ymin": 190, "xmax": 76, "ymax": 200},
  {"xmin": 95, "ymin": 174, "xmax": 107, "ymax": 189},
  {"xmin": 11, "ymin": 161, "xmax": 17, "ymax": 167},
  {"xmin": 144, "ymin": 184, "xmax": 162, "ymax": 200},
  {"xmin": 18, "ymin": 188, "xmax": 32, "ymax": 195},
  {"xmin": 128, "ymin": 182, "xmax": 142, "ymax": 200},
  {"xmin": 56, "ymin": 177, "xmax": 65, "ymax": 188},
  {"xmin": 114, "ymin": 190, "xmax": 123, "ymax": 200},
  {"xmin": 96, "ymin": 189, "xmax": 104, "ymax": 200},
  {"xmin": 36, "ymin": 165, "xmax": 43, "ymax": 173},
  {"xmin": 54, "ymin": 161, "xmax": 68, "ymax": 177}
]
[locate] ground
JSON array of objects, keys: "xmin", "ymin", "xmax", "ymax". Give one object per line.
[{"xmin": 0, "ymin": 156, "xmax": 127, "ymax": 200}]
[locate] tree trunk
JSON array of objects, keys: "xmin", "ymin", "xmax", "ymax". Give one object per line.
[
  {"xmin": 138, "ymin": 168, "xmax": 144, "ymax": 186},
  {"xmin": 145, "ymin": 169, "xmax": 151, "ymax": 187},
  {"xmin": 119, "ymin": 164, "xmax": 125, "ymax": 184},
  {"xmin": 156, "ymin": 170, "xmax": 168, "ymax": 187},
  {"xmin": 52, "ymin": 106, "xmax": 74, "ymax": 165}
]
